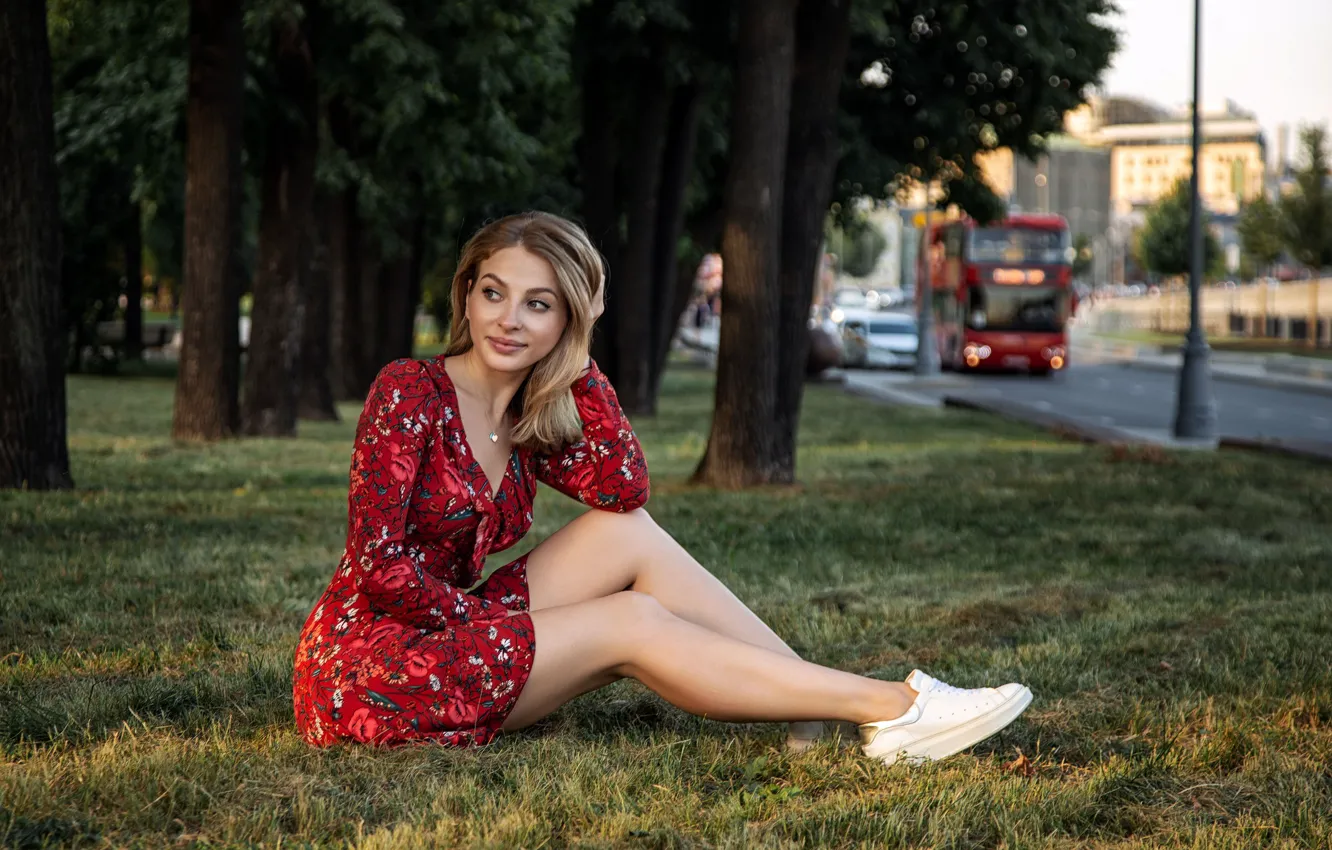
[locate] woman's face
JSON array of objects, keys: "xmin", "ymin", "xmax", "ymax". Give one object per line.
[{"xmin": 465, "ymin": 246, "xmax": 571, "ymax": 374}]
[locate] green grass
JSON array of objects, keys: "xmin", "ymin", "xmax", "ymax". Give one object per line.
[{"xmin": 3, "ymin": 365, "xmax": 1331, "ymax": 848}]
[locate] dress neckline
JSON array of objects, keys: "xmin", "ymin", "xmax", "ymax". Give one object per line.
[{"xmin": 435, "ymin": 359, "xmax": 516, "ymax": 500}]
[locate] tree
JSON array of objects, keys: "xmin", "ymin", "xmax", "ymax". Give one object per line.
[
  {"xmin": 1280, "ymin": 124, "xmax": 1331, "ymax": 347},
  {"xmin": 314, "ymin": 0, "xmax": 580, "ymax": 400},
  {"xmin": 1072, "ymin": 233, "xmax": 1093, "ymax": 280},
  {"xmin": 827, "ymin": 212, "xmax": 889, "ymax": 277},
  {"xmin": 0, "ymin": 0, "xmax": 73, "ymax": 489},
  {"xmin": 48, "ymin": 0, "xmax": 187, "ymax": 372},
  {"xmin": 572, "ymin": 0, "xmax": 725, "ymax": 416},
  {"xmin": 1238, "ymin": 194, "xmax": 1284, "ymax": 276},
  {"xmin": 692, "ymin": 0, "xmax": 798, "ymax": 488},
  {"xmin": 698, "ymin": 0, "xmax": 1117, "ymax": 487},
  {"xmin": 172, "ymin": 0, "xmax": 246, "ymax": 440},
  {"xmin": 1137, "ymin": 177, "xmax": 1221, "ymax": 279},
  {"xmin": 1281, "ymin": 125, "xmax": 1332, "ymax": 271},
  {"xmin": 242, "ymin": 3, "xmax": 319, "ymax": 436}
]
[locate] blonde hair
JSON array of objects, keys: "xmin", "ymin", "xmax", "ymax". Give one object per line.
[{"xmin": 444, "ymin": 212, "xmax": 604, "ymax": 453}]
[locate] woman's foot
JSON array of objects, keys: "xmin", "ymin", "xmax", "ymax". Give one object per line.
[
  {"xmin": 859, "ymin": 670, "xmax": 1032, "ymax": 765},
  {"xmin": 785, "ymin": 719, "xmax": 859, "ymax": 752}
]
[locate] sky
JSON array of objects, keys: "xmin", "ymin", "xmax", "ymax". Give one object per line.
[{"xmin": 1099, "ymin": 0, "xmax": 1332, "ymax": 168}]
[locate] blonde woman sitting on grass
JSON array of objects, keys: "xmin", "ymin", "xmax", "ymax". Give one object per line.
[{"xmin": 293, "ymin": 211, "xmax": 1032, "ymax": 762}]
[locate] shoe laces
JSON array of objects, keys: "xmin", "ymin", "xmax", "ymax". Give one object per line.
[{"xmin": 925, "ymin": 678, "xmax": 975, "ymax": 697}]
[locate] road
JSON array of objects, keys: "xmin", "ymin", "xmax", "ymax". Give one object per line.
[{"xmin": 849, "ymin": 360, "xmax": 1332, "ymax": 447}]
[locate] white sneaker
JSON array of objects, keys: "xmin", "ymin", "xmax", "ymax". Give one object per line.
[{"xmin": 859, "ymin": 669, "xmax": 1032, "ymax": 765}]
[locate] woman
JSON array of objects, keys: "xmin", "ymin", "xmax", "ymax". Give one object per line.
[{"xmin": 293, "ymin": 212, "xmax": 1032, "ymax": 764}]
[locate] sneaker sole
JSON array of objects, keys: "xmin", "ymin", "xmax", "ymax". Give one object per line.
[{"xmin": 864, "ymin": 686, "xmax": 1033, "ymax": 765}]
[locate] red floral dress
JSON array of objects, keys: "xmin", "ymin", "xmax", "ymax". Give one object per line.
[{"xmin": 293, "ymin": 357, "xmax": 649, "ymax": 747}]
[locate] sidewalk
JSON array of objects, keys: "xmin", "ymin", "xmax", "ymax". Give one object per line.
[{"xmin": 1075, "ymin": 333, "xmax": 1332, "ymax": 398}]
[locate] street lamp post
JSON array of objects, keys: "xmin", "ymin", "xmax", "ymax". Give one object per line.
[
  {"xmin": 915, "ymin": 205, "xmax": 941, "ymax": 376},
  {"xmin": 1172, "ymin": 0, "xmax": 1217, "ymax": 438}
]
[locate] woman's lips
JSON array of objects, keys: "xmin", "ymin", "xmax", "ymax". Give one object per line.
[{"xmin": 487, "ymin": 337, "xmax": 527, "ymax": 355}]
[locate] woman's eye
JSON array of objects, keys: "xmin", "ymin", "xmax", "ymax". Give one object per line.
[
  {"xmin": 528, "ymin": 300, "xmax": 551, "ymax": 312},
  {"xmin": 483, "ymin": 288, "xmax": 501, "ymax": 301}
]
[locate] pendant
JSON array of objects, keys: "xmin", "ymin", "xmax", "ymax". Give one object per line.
[{"xmin": 489, "ymin": 431, "xmax": 498, "ymax": 443}]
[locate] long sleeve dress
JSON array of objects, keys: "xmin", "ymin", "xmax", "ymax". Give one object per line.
[{"xmin": 293, "ymin": 356, "xmax": 649, "ymax": 747}]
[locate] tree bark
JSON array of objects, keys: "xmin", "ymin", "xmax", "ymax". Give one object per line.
[
  {"xmin": 376, "ymin": 239, "xmax": 413, "ymax": 368},
  {"xmin": 771, "ymin": 0, "xmax": 853, "ymax": 481},
  {"xmin": 576, "ymin": 10, "xmax": 623, "ymax": 380},
  {"xmin": 242, "ymin": 11, "xmax": 318, "ymax": 436},
  {"xmin": 298, "ymin": 193, "xmax": 338, "ymax": 421},
  {"xmin": 241, "ymin": 14, "xmax": 317, "ymax": 435},
  {"xmin": 649, "ymin": 83, "xmax": 705, "ymax": 401},
  {"xmin": 693, "ymin": 0, "xmax": 797, "ymax": 488},
  {"xmin": 123, "ymin": 194, "xmax": 144, "ymax": 360},
  {"xmin": 0, "ymin": 0, "xmax": 72, "ymax": 490},
  {"xmin": 354, "ymin": 231, "xmax": 384, "ymax": 395},
  {"xmin": 327, "ymin": 188, "xmax": 363, "ymax": 400},
  {"xmin": 615, "ymin": 56, "xmax": 674, "ymax": 415},
  {"xmin": 173, "ymin": 0, "xmax": 246, "ymax": 441}
]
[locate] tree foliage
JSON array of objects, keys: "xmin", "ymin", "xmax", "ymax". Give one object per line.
[
  {"xmin": 1072, "ymin": 232, "xmax": 1093, "ymax": 279},
  {"xmin": 48, "ymin": 0, "xmax": 187, "ymax": 369},
  {"xmin": 1137, "ymin": 177, "xmax": 1221, "ymax": 279},
  {"xmin": 1238, "ymin": 194, "xmax": 1285, "ymax": 272},
  {"xmin": 1280, "ymin": 124, "xmax": 1331, "ymax": 271},
  {"xmin": 826, "ymin": 213, "xmax": 888, "ymax": 278},
  {"xmin": 840, "ymin": 0, "xmax": 1118, "ymax": 220}
]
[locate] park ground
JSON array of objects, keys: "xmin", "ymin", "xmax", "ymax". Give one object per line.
[{"xmin": 2, "ymin": 362, "xmax": 1331, "ymax": 848}]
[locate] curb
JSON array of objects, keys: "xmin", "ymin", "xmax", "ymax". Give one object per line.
[
  {"xmin": 941, "ymin": 395, "xmax": 1332, "ymax": 462},
  {"xmin": 844, "ymin": 381, "xmax": 945, "ymax": 409}
]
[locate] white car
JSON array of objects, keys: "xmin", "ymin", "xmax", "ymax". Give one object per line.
[{"xmin": 842, "ymin": 311, "xmax": 919, "ymax": 369}]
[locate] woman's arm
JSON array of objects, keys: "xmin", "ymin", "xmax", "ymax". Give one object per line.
[
  {"xmin": 345, "ymin": 359, "xmax": 507, "ymax": 627},
  {"xmin": 533, "ymin": 358, "xmax": 650, "ymax": 511}
]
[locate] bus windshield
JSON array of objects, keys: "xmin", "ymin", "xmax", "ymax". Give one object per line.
[
  {"xmin": 968, "ymin": 227, "xmax": 1070, "ymax": 265},
  {"xmin": 966, "ymin": 285, "xmax": 1067, "ymax": 333}
]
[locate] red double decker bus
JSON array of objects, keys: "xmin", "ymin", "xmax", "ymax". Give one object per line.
[{"xmin": 917, "ymin": 213, "xmax": 1076, "ymax": 376}]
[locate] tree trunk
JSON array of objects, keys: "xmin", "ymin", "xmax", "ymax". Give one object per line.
[
  {"xmin": 577, "ymin": 16, "xmax": 623, "ymax": 380},
  {"xmin": 693, "ymin": 0, "xmax": 797, "ymax": 488},
  {"xmin": 327, "ymin": 188, "xmax": 363, "ymax": 400},
  {"xmin": 0, "ymin": 0, "xmax": 72, "ymax": 490},
  {"xmin": 615, "ymin": 57, "xmax": 673, "ymax": 415},
  {"xmin": 242, "ymin": 12, "xmax": 318, "ymax": 436},
  {"xmin": 173, "ymin": 0, "xmax": 246, "ymax": 441},
  {"xmin": 298, "ymin": 193, "xmax": 338, "ymax": 421},
  {"xmin": 123, "ymin": 194, "xmax": 144, "ymax": 360},
  {"xmin": 649, "ymin": 83, "xmax": 705, "ymax": 401},
  {"xmin": 376, "ymin": 240, "xmax": 414, "ymax": 368},
  {"xmin": 354, "ymin": 232, "xmax": 384, "ymax": 395},
  {"xmin": 772, "ymin": 0, "xmax": 853, "ymax": 481}
]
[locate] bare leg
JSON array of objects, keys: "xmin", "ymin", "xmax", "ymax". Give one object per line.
[
  {"xmin": 502, "ymin": 591, "xmax": 915, "ymax": 732},
  {"xmin": 522, "ymin": 509, "xmax": 843, "ymax": 743}
]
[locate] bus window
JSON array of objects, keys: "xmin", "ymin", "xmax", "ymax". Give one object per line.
[
  {"xmin": 966, "ymin": 285, "xmax": 1067, "ymax": 333},
  {"xmin": 967, "ymin": 228, "xmax": 1070, "ymax": 265}
]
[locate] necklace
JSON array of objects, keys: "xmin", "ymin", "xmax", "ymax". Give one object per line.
[
  {"xmin": 475, "ymin": 401, "xmax": 502, "ymax": 443},
  {"xmin": 455, "ymin": 356, "xmax": 507, "ymax": 443}
]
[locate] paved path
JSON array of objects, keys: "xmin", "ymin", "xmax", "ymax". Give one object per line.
[{"xmin": 847, "ymin": 360, "xmax": 1332, "ymax": 449}]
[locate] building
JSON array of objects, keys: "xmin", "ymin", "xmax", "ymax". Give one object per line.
[
  {"xmin": 1067, "ymin": 96, "xmax": 1267, "ymax": 218},
  {"xmin": 976, "ymin": 136, "xmax": 1112, "ymax": 242}
]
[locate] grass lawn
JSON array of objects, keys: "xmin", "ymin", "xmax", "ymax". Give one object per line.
[{"xmin": 3, "ymin": 364, "xmax": 1331, "ymax": 848}]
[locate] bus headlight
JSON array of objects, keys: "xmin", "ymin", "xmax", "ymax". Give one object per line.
[
  {"xmin": 1041, "ymin": 345, "xmax": 1066, "ymax": 360},
  {"xmin": 963, "ymin": 344, "xmax": 991, "ymax": 368}
]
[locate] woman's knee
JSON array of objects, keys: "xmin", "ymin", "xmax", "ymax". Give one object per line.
[
  {"xmin": 609, "ymin": 589, "xmax": 671, "ymax": 623},
  {"xmin": 571, "ymin": 505, "xmax": 656, "ymax": 535}
]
